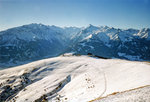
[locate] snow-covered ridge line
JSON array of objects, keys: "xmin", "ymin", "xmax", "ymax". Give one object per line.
[
  {"xmin": 0, "ymin": 55, "xmax": 150, "ymax": 102},
  {"xmin": 0, "ymin": 23, "xmax": 143, "ymax": 32}
]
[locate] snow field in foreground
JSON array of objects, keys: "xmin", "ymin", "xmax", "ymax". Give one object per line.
[{"xmin": 0, "ymin": 56, "xmax": 150, "ymax": 102}]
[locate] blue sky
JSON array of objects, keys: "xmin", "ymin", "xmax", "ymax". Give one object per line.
[{"xmin": 0, "ymin": 0, "xmax": 150, "ymax": 30}]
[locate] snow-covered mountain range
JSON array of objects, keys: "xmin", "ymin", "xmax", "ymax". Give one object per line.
[
  {"xmin": 0, "ymin": 23, "xmax": 81, "ymax": 67},
  {"xmin": 70, "ymin": 24, "xmax": 150, "ymax": 61},
  {"xmin": 0, "ymin": 23, "xmax": 150, "ymax": 68}
]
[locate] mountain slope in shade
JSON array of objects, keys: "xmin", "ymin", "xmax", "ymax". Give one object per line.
[
  {"xmin": 0, "ymin": 23, "xmax": 150, "ymax": 68},
  {"xmin": 0, "ymin": 55, "xmax": 150, "ymax": 101},
  {"xmin": 69, "ymin": 25, "xmax": 150, "ymax": 61},
  {"xmin": 0, "ymin": 23, "xmax": 80, "ymax": 67}
]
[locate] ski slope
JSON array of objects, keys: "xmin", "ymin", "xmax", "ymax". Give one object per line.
[{"xmin": 0, "ymin": 55, "xmax": 150, "ymax": 102}]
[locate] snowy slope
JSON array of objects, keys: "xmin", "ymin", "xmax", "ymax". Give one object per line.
[
  {"xmin": 93, "ymin": 85, "xmax": 150, "ymax": 102},
  {"xmin": 136, "ymin": 28, "xmax": 150, "ymax": 40},
  {"xmin": 0, "ymin": 55, "xmax": 150, "ymax": 102}
]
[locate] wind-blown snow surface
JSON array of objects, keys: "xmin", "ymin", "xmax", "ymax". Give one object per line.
[{"xmin": 0, "ymin": 56, "xmax": 150, "ymax": 102}]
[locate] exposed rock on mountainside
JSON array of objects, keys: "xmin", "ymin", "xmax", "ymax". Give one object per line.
[
  {"xmin": 70, "ymin": 25, "xmax": 150, "ymax": 61},
  {"xmin": 0, "ymin": 23, "xmax": 150, "ymax": 68},
  {"xmin": 0, "ymin": 24, "xmax": 80, "ymax": 68}
]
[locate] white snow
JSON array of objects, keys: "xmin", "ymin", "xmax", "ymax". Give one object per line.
[
  {"xmin": 83, "ymin": 34, "xmax": 92, "ymax": 40},
  {"xmin": 94, "ymin": 85, "xmax": 150, "ymax": 102},
  {"xmin": 136, "ymin": 28, "xmax": 150, "ymax": 40},
  {"xmin": 0, "ymin": 56, "xmax": 150, "ymax": 102}
]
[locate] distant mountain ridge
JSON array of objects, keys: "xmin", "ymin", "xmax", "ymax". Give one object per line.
[
  {"xmin": 0, "ymin": 23, "xmax": 150, "ymax": 68},
  {"xmin": 69, "ymin": 24, "xmax": 150, "ymax": 61},
  {"xmin": 0, "ymin": 23, "xmax": 81, "ymax": 67}
]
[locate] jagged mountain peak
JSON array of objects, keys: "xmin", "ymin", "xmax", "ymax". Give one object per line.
[
  {"xmin": 85, "ymin": 24, "xmax": 99, "ymax": 31},
  {"xmin": 87, "ymin": 24, "xmax": 95, "ymax": 28},
  {"xmin": 0, "ymin": 24, "xmax": 150, "ymax": 68},
  {"xmin": 102, "ymin": 25, "xmax": 109, "ymax": 29}
]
